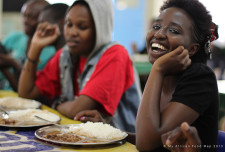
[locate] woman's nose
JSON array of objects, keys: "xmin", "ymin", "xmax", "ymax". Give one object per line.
[
  {"xmin": 70, "ymin": 28, "xmax": 78, "ymax": 36},
  {"xmin": 154, "ymin": 29, "xmax": 167, "ymax": 39}
]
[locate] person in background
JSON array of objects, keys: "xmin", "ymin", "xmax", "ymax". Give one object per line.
[
  {"xmin": 18, "ymin": 0, "xmax": 141, "ymax": 133},
  {"xmin": 35, "ymin": 3, "xmax": 69, "ymax": 105},
  {"xmin": 0, "ymin": 0, "xmax": 55, "ymax": 91},
  {"xmin": 38, "ymin": 3, "xmax": 68, "ymax": 51},
  {"xmin": 135, "ymin": 0, "xmax": 219, "ymax": 151}
]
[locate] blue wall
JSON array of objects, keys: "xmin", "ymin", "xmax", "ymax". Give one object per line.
[{"xmin": 113, "ymin": 0, "xmax": 146, "ymax": 55}]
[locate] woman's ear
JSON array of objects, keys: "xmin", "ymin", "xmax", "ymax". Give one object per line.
[{"xmin": 189, "ymin": 43, "xmax": 200, "ymax": 57}]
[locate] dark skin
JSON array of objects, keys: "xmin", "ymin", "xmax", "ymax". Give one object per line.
[
  {"xmin": 0, "ymin": 0, "xmax": 49, "ymax": 91},
  {"xmin": 135, "ymin": 7, "xmax": 200, "ymax": 151},
  {"xmin": 21, "ymin": 0, "xmax": 49, "ymax": 38},
  {"xmin": 18, "ymin": 4, "xmax": 99, "ymax": 119},
  {"xmin": 161, "ymin": 122, "xmax": 201, "ymax": 152},
  {"xmin": 0, "ymin": 54, "xmax": 21, "ymax": 90},
  {"xmin": 38, "ymin": 9, "xmax": 65, "ymax": 51},
  {"xmin": 74, "ymin": 110, "xmax": 107, "ymax": 123}
]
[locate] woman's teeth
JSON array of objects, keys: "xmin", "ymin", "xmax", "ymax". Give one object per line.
[{"xmin": 151, "ymin": 43, "xmax": 168, "ymax": 53}]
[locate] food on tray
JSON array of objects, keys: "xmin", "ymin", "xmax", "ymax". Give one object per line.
[
  {"xmin": 0, "ymin": 97, "xmax": 41, "ymax": 110},
  {"xmin": 68, "ymin": 122, "xmax": 128, "ymax": 140},
  {"xmin": 42, "ymin": 130, "xmax": 84, "ymax": 142},
  {"xmin": 0, "ymin": 117, "xmax": 16, "ymax": 125},
  {"xmin": 35, "ymin": 123, "xmax": 127, "ymax": 145},
  {"xmin": 8, "ymin": 109, "xmax": 60, "ymax": 122},
  {"xmin": 0, "ymin": 109, "xmax": 60, "ymax": 126}
]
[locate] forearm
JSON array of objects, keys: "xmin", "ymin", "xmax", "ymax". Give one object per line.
[
  {"xmin": 18, "ymin": 45, "xmax": 42, "ymax": 98},
  {"xmin": 57, "ymin": 95, "xmax": 99, "ymax": 119},
  {"xmin": 0, "ymin": 55, "xmax": 22, "ymax": 79},
  {"xmin": 136, "ymin": 66, "xmax": 164, "ymax": 150},
  {"xmin": 11, "ymin": 60, "xmax": 22, "ymax": 78},
  {"xmin": 2, "ymin": 69, "xmax": 18, "ymax": 91}
]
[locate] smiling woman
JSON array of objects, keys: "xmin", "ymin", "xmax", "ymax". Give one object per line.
[{"xmin": 135, "ymin": 0, "xmax": 219, "ymax": 151}]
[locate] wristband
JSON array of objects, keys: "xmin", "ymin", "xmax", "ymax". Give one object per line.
[
  {"xmin": 52, "ymin": 97, "xmax": 68, "ymax": 109},
  {"xmin": 27, "ymin": 57, "xmax": 39, "ymax": 64}
]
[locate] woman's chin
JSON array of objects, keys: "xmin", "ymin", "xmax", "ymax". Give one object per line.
[{"xmin": 149, "ymin": 57, "xmax": 156, "ymax": 64}]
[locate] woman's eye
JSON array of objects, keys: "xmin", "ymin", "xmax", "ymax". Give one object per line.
[
  {"xmin": 65, "ymin": 21, "xmax": 73, "ymax": 27},
  {"xmin": 78, "ymin": 24, "xmax": 88, "ymax": 30},
  {"xmin": 169, "ymin": 28, "xmax": 180, "ymax": 34},
  {"xmin": 152, "ymin": 25, "xmax": 161, "ymax": 30}
]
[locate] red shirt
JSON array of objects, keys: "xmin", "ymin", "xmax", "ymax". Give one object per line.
[{"xmin": 35, "ymin": 45, "xmax": 134, "ymax": 115}]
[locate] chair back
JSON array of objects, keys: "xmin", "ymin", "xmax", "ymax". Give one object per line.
[{"xmin": 218, "ymin": 130, "xmax": 225, "ymax": 152}]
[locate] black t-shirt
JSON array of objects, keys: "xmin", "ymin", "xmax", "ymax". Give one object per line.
[
  {"xmin": 150, "ymin": 63, "xmax": 219, "ymax": 152},
  {"xmin": 171, "ymin": 63, "xmax": 219, "ymax": 151}
]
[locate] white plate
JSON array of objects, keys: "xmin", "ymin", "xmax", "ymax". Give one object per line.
[
  {"xmin": 35, "ymin": 124, "xmax": 127, "ymax": 146},
  {"xmin": 0, "ymin": 109, "xmax": 61, "ymax": 127},
  {"xmin": 0, "ymin": 97, "xmax": 41, "ymax": 110}
]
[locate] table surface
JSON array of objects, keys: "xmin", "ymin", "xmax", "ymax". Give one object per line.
[{"xmin": 0, "ymin": 92, "xmax": 138, "ymax": 152}]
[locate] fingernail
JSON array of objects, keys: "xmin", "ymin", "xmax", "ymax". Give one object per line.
[
  {"xmin": 183, "ymin": 122, "xmax": 190, "ymax": 131},
  {"xmin": 74, "ymin": 117, "xmax": 77, "ymax": 120},
  {"xmin": 166, "ymin": 139, "xmax": 171, "ymax": 145},
  {"xmin": 81, "ymin": 116, "xmax": 85, "ymax": 120}
]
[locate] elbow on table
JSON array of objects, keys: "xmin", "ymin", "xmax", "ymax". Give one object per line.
[
  {"xmin": 136, "ymin": 131, "xmax": 162, "ymax": 151},
  {"xmin": 18, "ymin": 89, "xmax": 31, "ymax": 98},
  {"xmin": 18, "ymin": 85, "xmax": 28, "ymax": 98},
  {"xmin": 18, "ymin": 91, "xmax": 26, "ymax": 98},
  {"xmin": 136, "ymin": 138, "xmax": 159, "ymax": 152}
]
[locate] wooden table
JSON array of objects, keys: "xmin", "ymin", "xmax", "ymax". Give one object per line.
[{"xmin": 0, "ymin": 92, "xmax": 138, "ymax": 152}]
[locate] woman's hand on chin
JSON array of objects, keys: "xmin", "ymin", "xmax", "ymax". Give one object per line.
[{"xmin": 153, "ymin": 46, "xmax": 191, "ymax": 76}]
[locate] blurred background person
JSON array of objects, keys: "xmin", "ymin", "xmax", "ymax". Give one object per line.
[
  {"xmin": 35, "ymin": 3, "xmax": 68, "ymax": 105},
  {"xmin": 38, "ymin": 3, "xmax": 68, "ymax": 51},
  {"xmin": 0, "ymin": 0, "xmax": 53, "ymax": 91},
  {"xmin": 18, "ymin": 0, "xmax": 141, "ymax": 133},
  {"xmin": 0, "ymin": 1, "xmax": 68, "ymax": 91}
]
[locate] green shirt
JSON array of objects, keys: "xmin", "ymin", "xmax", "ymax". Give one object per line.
[{"xmin": 0, "ymin": 31, "xmax": 56, "ymax": 90}]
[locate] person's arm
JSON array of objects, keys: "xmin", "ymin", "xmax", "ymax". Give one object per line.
[
  {"xmin": 18, "ymin": 22, "xmax": 60, "ymax": 98},
  {"xmin": 56, "ymin": 95, "xmax": 101, "ymax": 119},
  {"xmin": 0, "ymin": 54, "xmax": 22, "ymax": 91},
  {"xmin": 2, "ymin": 69, "xmax": 18, "ymax": 91},
  {"xmin": 161, "ymin": 122, "xmax": 201, "ymax": 152},
  {"xmin": 136, "ymin": 46, "xmax": 199, "ymax": 151}
]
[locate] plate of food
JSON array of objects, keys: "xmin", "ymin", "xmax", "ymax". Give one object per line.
[
  {"xmin": 35, "ymin": 122, "xmax": 128, "ymax": 146},
  {"xmin": 0, "ymin": 109, "xmax": 61, "ymax": 127},
  {"xmin": 0, "ymin": 97, "xmax": 41, "ymax": 110}
]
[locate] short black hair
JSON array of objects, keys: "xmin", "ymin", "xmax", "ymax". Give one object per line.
[
  {"xmin": 43, "ymin": 3, "xmax": 68, "ymax": 21},
  {"xmin": 160, "ymin": 0, "xmax": 215, "ymax": 63}
]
